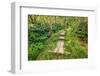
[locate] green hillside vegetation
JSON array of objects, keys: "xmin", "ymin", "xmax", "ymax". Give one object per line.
[{"xmin": 28, "ymin": 15, "xmax": 88, "ymax": 60}]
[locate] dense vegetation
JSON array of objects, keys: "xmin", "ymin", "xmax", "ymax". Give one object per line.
[{"xmin": 28, "ymin": 15, "xmax": 88, "ymax": 60}]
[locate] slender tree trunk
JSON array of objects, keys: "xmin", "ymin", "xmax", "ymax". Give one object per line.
[
  {"xmin": 55, "ymin": 16, "xmax": 56, "ymax": 24},
  {"xmin": 64, "ymin": 17, "xmax": 67, "ymax": 29},
  {"xmin": 48, "ymin": 17, "xmax": 52, "ymax": 37},
  {"xmin": 28, "ymin": 15, "xmax": 34, "ymax": 24}
]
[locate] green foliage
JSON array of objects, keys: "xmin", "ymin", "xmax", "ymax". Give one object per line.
[
  {"xmin": 28, "ymin": 43, "xmax": 44, "ymax": 60},
  {"xmin": 76, "ymin": 22, "xmax": 88, "ymax": 42},
  {"xmin": 28, "ymin": 22, "xmax": 63, "ymax": 60},
  {"xmin": 28, "ymin": 15, "xmax": 88, "ymax": 60},
  {"xmin": 52, "ymin": 23, "xmax": 65, "ymax": 33},
  {"xmin": 28, "ymin": 23, "xmax": 49, "ymax": 60},
  {"xmin": 28, "ymin": 23, "xmax": 49, "ymax": 44},
  {"xmin": 64, "ymin": 18, "xmax": 88, "ymax": 59}
]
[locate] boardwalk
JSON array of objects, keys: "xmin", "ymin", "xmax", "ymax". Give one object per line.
[
  {"xmin": 49, "ymin": 30, "xmax": 71, "ymax": 55},
  {"xmin": 54, "ymin": 31, "xmax": 65, "ymax": 54}
]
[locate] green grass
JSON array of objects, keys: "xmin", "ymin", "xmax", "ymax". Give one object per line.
[{"xmin": 64, "ymin": 28, "xmax": 88, "ymax": 59}]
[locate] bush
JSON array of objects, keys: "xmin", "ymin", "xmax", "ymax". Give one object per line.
[
  {"xmin": 28, "ymin": 43, "xmax": 44, "ymax": 60},
  {"xmin": 76, "ymin": 22, "xmax": 88, "ymax": 42},
  {"xmin": 52, "ymin": 23, "xmax": 64, "ymax": 33}
]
